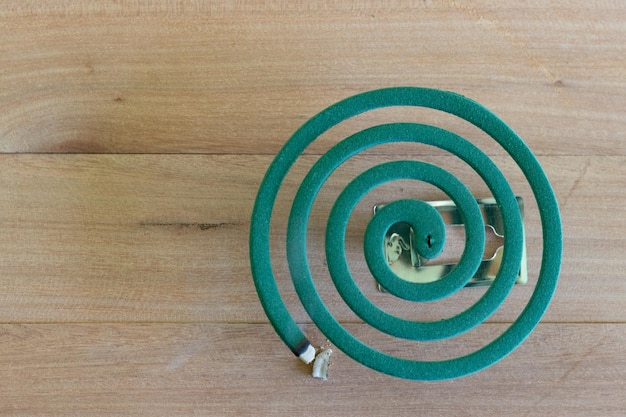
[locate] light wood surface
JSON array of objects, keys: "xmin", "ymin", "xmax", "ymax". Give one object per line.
[{"xmin": 0, "ymin": 1, "xmax": 624, "ymax": 416}]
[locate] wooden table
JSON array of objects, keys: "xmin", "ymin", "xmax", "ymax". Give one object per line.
[{"xmin": 1, "ymin": 2, "xmax": 624, "ymax": 415}]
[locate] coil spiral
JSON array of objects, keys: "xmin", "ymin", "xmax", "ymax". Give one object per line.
[{"xmin": 250, "ymin": 87, "xmax": 562, "ymax": 380}]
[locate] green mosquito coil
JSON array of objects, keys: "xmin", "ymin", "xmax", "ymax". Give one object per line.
[{"xmin": 249, "ymin": 87, "xmax": 562, "ymax": 381}]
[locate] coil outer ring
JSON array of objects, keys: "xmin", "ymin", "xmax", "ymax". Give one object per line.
[{"xmin": 249, "ymin": 87, "xmax": 562, "ymax": 380}]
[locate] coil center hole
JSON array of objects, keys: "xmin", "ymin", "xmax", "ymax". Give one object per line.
[{"xmin": 384, "ymin": 223, "xmax": 504, "ymax": 284}]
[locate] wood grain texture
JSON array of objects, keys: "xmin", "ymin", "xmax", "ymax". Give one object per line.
[
  {"xmin": 1, "ymin": 1, "xmax": 624, "ymax": 155},
  {"xmin": 0, "ymin": 323, "xmax": 624, "ymax": 416},
  {"xmin": 0, "ymin": 1, "xmax": 624, "ymax": 416},
  {"xmin": 0, "ymin": 154, "xmax": 623, "ymax": 324}
]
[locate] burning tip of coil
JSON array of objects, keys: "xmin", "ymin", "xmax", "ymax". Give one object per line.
[{"xmin": 298, "ymin": 343, "xmax": 317, "ymax": 364}]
